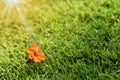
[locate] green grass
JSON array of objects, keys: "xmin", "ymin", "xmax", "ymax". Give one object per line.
[{"xmin": 0, "ymin": 0, "xmax": 120, "ymax": 79}]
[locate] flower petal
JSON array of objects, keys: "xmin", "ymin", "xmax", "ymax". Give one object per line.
[
  {"xmin": 33, "ymin": 56, "xmax": 41, "ymax": 62},
  {"xmin": 37, "ymin": 52, "xmax": 46, "ymax": 60},
  {"xmin": 29, "ymin": 52, "xmax": 34, "ymax": 59},
  {"xmin": 27, "ymin": 48, "xmax": 33, "ymax": 54},
  {"xmin": 32, "ymin": 42, "xmax": 37, "ymax": 48}
]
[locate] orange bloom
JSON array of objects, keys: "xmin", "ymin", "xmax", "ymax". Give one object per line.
[{"xmin": 27, "ymin": 42, "xmax": 46, "ymax": 62}]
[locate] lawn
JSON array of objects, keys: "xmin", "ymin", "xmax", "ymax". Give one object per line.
[{"xmin": 0, "ymin": 0, "xmax": 120, "ymax": 79}]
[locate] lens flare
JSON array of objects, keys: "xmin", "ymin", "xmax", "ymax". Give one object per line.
[
  {"xmin": 1, "ymin": 0, "xmax": 31, "ymax": 21},
  {"xmin": 3, "ymin": 0, "xmax": 20, "ymax": 5},
  {"xmin": 0, "ymin": 0, "xmax": 34, "ymax": 35}
]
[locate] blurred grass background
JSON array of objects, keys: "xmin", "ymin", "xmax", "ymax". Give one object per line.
[{"xmin": 0, "ymin": 0, "xmax": 120, "ymax": 79}]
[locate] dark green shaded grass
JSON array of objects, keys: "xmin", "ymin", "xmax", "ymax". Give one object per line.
[{"xmin": 0, "ymin": 0, "xmax": 120, "ymax": 80}]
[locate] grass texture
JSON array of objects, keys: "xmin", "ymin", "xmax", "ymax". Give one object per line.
[{"xmin": 0, "ymin": 0, "xmax": 120, "ymax": 79}]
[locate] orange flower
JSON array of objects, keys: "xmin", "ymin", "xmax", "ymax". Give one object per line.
[{"xmin": 27, "ymin": 42, "xmax": 46, "ymax": 62}]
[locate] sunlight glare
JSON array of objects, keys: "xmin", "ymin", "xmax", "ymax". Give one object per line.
[
  {"xmin": 4, "ymin": 0, "xmax": 20, "ymax": 5},
  {"xmin": 0, "ymin": 0, "xmax": 34, "ymax": 36}
]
